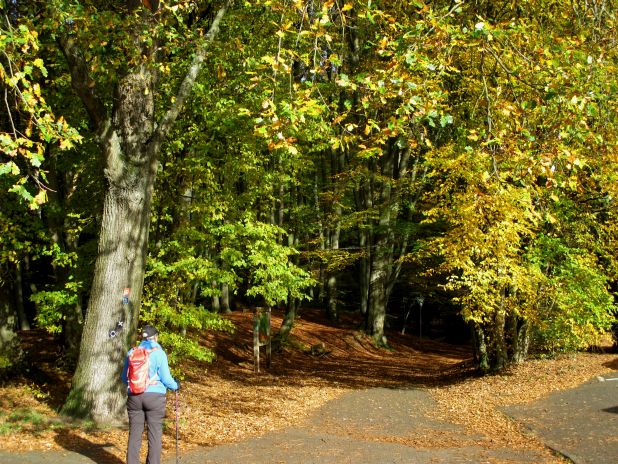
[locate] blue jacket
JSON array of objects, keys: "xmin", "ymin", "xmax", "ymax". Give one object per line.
[{"xmin": 122, "ymin": 339, "xmax": 178, "ymax": 394}]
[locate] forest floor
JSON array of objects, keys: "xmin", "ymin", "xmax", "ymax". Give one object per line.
[{"xmin": 0, "ymin": 308, "xmax": 616, "ymax": 463}]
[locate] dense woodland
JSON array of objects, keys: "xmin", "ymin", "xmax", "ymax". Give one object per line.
[{"xmin": 1, "ymin": 0, "xmax": 617, "ymax": 426}]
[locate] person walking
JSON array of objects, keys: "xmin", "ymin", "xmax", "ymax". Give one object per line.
[{"xmin": 122, "ymin": 324, "xmax": 179, "ymax": 464}]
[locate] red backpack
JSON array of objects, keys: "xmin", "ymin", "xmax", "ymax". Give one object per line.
[{"xmin": 127, "ymin": 346, "xmax": 159, "ymax": 394}]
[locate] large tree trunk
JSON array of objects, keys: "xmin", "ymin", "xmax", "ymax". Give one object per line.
[
  {"xmin": 59, "ymin": 2, "xmax": 231, "ymax": 424},
  {"xmin": 61, "ymin": 172, "xmax": 154, "ymax": 422},
  {"xmin": 62, "ymin": 67, "xmax": 157, "ymax": 424}
]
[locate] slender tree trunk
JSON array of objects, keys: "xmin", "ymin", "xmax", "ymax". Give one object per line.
[
  {"xmin": 14, "ymin": 261, "xmax": 30, "ymax": 331},
  {"xmin": 493, "ymin": 309, "xmax": 508, "ymax": 371},
  {"xmin": 367, "ymin": 238, "xmax": 389, "ymax": 345},
  {"xmin": 355, "ymin": 170, "xmax": 373, "ymax": 320},
  {"xmin": 314, "ymin": 172, "xmax": 327, "ymax": 307},
  {"xmin": 366, "ymin": 148, "xmax": 395, "ymax": 345},
  {"xmin": 509, "ymin": 315, "xmax": 529, "ymax": 364},
  {"xmin": 278, "ymin": 297, "xmax": 298, "ymax": 342},
  {"xmin": 359, "ymin": 229, "xmax": 370, "ymax": 315},
  {"xmin": 325, "ymin": 157, "xmax": 342, "ymax": 321},
  {"xmin": 472, "ymin": 322, "xmax": 490, "ymax": 372},
  {"xmin": 211, "ymin": 281, "xmax": 221, "ymax": 312},
  {"xmin": 221, "ymin": 283, "xmax": 231, "ymax": 313},
  {"xmin": 326, "ymin": 274, "xmax": 338, "ymax": 321}
]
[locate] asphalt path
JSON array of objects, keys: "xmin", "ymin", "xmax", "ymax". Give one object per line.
[
  {"xmin": 0, "ymin": 374, "xmax": 616, "ymax": 464},
  {"xmin": 503, "ymin": 372, "xmax": 618, "ymax": 464}
]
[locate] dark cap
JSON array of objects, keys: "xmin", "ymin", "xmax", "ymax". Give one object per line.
[{"xmin": 141, "ymin": 325, "xmax": 158, "ymax": 339}]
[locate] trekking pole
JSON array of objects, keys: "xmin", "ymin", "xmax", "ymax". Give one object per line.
[{"xmin": 175, "ymin": 389, "xmax": 180, "ymax": 464}]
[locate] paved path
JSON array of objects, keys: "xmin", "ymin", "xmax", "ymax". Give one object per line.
[
  {"xmin": 177, "ymin": 388, "xmax": 544, "ymax": 464},
  {"xmin": 0, "ymin": 374, "xmax": 616, "ymax": 464},
  {"xmin": 503, "ymin": 372, "xmax": 618, "ymax": 464}
]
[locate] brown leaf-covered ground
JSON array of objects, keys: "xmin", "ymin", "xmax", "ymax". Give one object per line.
[{"xmin": 0, "ymin": 308, "xmax": 616, "ymax": 463}]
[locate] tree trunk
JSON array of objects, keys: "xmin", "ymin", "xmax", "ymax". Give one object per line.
[
  {"xmin": 278, "ymin": 297, "xmax": 298, "ymax": 342},
  {"xmin": 221, "ymin": 283, "xmax": 231, "ymax": 313},
  {"xmin": 325, "ymin": 149, "xmax": 343, "ymax": 321},
  {"xmin": 62, "ymin": 141, "xmax": 157, "ymax": 424},
  {"xmin": 325, "ymin": 212, "xmax": 341, "ymax": 321},
  {"xmin": 508, "ymin": 315, "xmax": 529, "ymax": 364},
  {"xmin": 0, "ymin": 278, "xmax": 22, "ymax": 367},
  {"xmin": 59, "ymin": 1, "xmax": 231, "ymax": 424},
  {"xmin": 14, "ymin": 261, "xmax": 30, "ymax": 331},
  {"xmin": 367, "ymin": 243, "xmax": 388, "ymax": 345},
  {"xmin": 211, "ymin": 281, "xmax": 221, "ymax": 312},
  {"xmin": 62, "ymin": 66, "xmax": 158, "ymax": 424},
  {"xmin": 365, "ymin": 148, "xmax": 396, "ymax": 346},
  {"xmin": 493, "ymin": 310, "xmax": 508, "ymax": 371},
  {"xmin": 472, "ymin": 322, "xmax": 490, "ymax": 372},
  {"xmin": 326, "ymin": 274, "xmax": 338, "ymax": 321},
  {"xmin": 358, "ymin": 229, "xmax": 370, "ymax": 315}
]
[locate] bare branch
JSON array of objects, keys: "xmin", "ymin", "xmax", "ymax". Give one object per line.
[
  {"xmin": 151, "ymin": 0, "xmax": 234, "ymax": 151},
  {"xmin": 57, "ymin": 35, "xmax": 107, "ymax": 131}
]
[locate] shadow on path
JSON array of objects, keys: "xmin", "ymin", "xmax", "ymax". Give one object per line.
[{"xmin": 54, "ymin": 429, "xmax": 124, "ymax": 464}]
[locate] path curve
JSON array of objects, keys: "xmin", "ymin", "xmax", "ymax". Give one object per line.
[{"xmin": 1, "ymin": 374, "xmax": 616, "ymax": 464}]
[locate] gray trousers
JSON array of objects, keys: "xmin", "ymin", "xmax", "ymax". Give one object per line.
[{"xmin": 126, "ymin": 393, "xmax": 167, "ymax": 464}]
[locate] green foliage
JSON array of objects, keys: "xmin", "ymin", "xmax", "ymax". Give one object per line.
[
  {"xmin": 138, "ymin": 298, "xmax": 234, "ymax": 368},
  {"xmin": 233, "ymin": 220, "xmax": 316, "ymax": 306},
  {"xmin": 27, "ymin": 232, "xmax": 87, "ymax": 334},
  {"xmin": 1, "ymin": 0, "xmax": 617, "ymax": 379},
  {"xmin": 0, "ymin": 357, "xmax": 9, "ymax": 369},
  {"xmin": 141, "ymin": 270, "xmax": 236, "ymax": 366},
  {"xmin": 30, "ymin": 282, "xmax": 81, "ymax": 334},
  {"xmin": 528, "ymin": 235, "xmax": 617, "ymax": 353}
]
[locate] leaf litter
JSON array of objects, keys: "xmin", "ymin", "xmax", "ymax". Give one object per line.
[{"xmin": 0, "ymin": 309, "xmax": 615, "ymax": 463}]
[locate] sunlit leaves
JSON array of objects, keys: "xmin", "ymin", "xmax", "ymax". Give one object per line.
[
  {"xmin": 1, "ymin": 19, "xmax": 82, "ymax": 208},
  {"xmin": 422, "ymin": 0, "xmax": 618, "ymax": 363}
]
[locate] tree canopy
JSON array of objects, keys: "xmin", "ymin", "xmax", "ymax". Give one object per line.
[{"xmin": 1, "ymin": 0, "xmax": 617, "ymax": 423}]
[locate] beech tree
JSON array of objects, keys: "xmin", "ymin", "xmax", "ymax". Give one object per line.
[
  {"xmin": 423, "ymin": 0, "xmax": 618, "ymax": 369},
  {"xmin": 1, "ymin": 8, "xmax": 83, "ymax": 365},
  {"xmin": 39, "ymin": 0, "xmax": 233, "ymax": 424}
]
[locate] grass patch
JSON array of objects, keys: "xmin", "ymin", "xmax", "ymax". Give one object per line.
[{"xmin": 0, "ymin": 408, "xmax": 47, "ymax": 435}]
